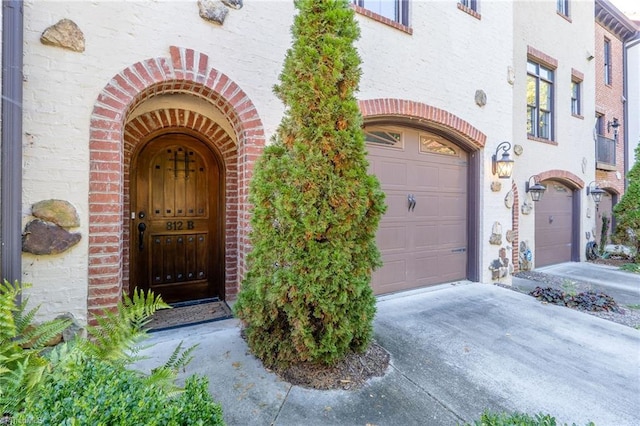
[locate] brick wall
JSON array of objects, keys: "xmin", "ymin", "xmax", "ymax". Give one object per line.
[{"xmin": 594, "ymin": 23, "xmax": 626, "ymax": 196}]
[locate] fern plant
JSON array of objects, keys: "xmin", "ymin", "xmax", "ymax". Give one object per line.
[
  {"xmin": 0, "ymin": 280, "xmax": 71, "ymax": 416},
  {"xmin": 82, "ymin": 288, "xmax": 170, "ymax": 363},
  {"xmin": 2, "ymin": 283, "xmax": 202, "ymax": 419}
]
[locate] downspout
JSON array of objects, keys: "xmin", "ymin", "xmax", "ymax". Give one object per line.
[
  {"xmin": 1, "ymin": 0, "xmax": 23, "ymax": 297},
  {"xmin": 623, "ymin": 35, "xmax": 640, "ymax": 189}
]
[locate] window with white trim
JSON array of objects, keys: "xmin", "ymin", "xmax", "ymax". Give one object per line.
[
  {"xmin": 352, "ymin": 0, "xmax": 409, "ymax": 26},
  {"xmin": 527, "ymin": 60, "xmax": 554, "ymax": 140}
]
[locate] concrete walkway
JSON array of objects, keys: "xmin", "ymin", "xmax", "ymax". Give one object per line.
[{"xmin": 138, "ymin": 267, "xmax": 640, "ymax": 426}]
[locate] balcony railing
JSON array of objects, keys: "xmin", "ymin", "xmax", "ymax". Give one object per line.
[{"xmin": 596, "ymin": 135, "xmax": 616, "ymax": 170}]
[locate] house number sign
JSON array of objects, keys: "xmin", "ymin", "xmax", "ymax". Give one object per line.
[{"xmin": 166, "ymin": 221, "xmax": 195, "ymax": 230}]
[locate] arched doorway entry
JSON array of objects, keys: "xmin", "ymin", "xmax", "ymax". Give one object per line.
[
  {"xmin": 87, "ymin": 46, "xmax": 266, "ymax": 321},
  {"xmin": 130, "ymin": 133, "xmax": 225, "ymax": 303}
]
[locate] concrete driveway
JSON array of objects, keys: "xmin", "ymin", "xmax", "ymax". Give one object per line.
[{"xmin": 138, "ymin": 282, "xmax": 640, "ymax": 426}]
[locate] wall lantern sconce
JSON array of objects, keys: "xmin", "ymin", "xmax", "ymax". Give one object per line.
[
  {"xmin": 525, "ymin": 175, "xmax": 546, "ymax": 202},
  {"xmin": 492, "ymin": 141, "xmax": 514, "ymax": 179},
  {"xmin": 587, "ymin": 181, "xmax": 606, "ymax": 205},
  {"xmin": 608, "ymin": 118, "xmax": 620, "ymax": 141}
]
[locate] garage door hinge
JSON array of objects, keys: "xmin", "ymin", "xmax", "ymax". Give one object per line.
[{"xmin": 451, "ymin": 247, "xmax": 466, "ymax": 253}]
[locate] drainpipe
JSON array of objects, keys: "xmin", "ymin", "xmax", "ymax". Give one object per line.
[
  {"xmin": 623, "ymin": 35, "xmax": 640, "ymax": 189},
  {"xmin": 1, "ymin": 0, "xmax": 24, "ymax": 298}
]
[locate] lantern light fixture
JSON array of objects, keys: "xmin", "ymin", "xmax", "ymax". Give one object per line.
[
  {"xmin": 587, "ymin": 181, "xmax": 606, "ymax": 205},
  {"xmin": 492, "ymin": 141, "xmax": 514, "ymax": 179},
  {"xmin": 525, "ymin": 175, "xmax": 546, "ymax": 202}
]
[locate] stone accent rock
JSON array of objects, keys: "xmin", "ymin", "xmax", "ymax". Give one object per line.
[
  {"xmin": 490, "ymin": 181, "xmax": 502, "ymax": 192},
  {"xmin": 22, "ymin": 219, "xmax": 81, "ymax": 255},
  {"xmin": 519, "ymin": 241, "xmax": 533, "ymax": 271},
  {"xmin": 222, "ymin": 0, "xmax": 243, "ymax": 9},
  {"xmin": 513, "ymin": 144, "xmax": 523, "ymax": 156},
  {"xmin": 521, "ymin": 199, "xmax": 532, "ymax": 215},
  {"xmin": 40, "ymin": 19, "xmax": 85, "ymax": 52},
  {"xmin": 474, "ymin": 89, "xmax": 487, "ymax": 107},
  {"xmin": 32, "ymin": 199, "xmax": 80, "ymax": 228},
  {"xmin": 506, "ymin": 230, "xmax": 515, "ymax": 243},
  {"xmin": 489, "ymin": 222, "xmax": 502, "ymax": 245},
  {"xmin": 57, "ymin": 313, "xmax": 85, "ymax": 341},
  {"xmin": 504, "ymin": 190, "xmax": 514, "ymax": 209},
  {"xmin": 198, "ymin": 0, "xmax": 229, "ymax": 25}
]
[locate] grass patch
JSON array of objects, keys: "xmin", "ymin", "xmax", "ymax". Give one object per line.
[
  {"xmin": 626, "ymin": 304, "xmax": 640, "ymax": 311},
  {"xmin": 463, "ymin": 411, "xmax": 595, "ymax": 426},
  {"xmin": 620, "ymin": 263, "xmax": 640, "ymax": 274}
]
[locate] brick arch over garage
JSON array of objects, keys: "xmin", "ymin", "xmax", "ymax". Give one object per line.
[
  {"xmin": 88, "ymin": 46, "xmax": 265, "ymax": 320},
  {"xmin": 358, "ymin": 98, "xmax": 486, "ymax": 283},
  {"xmin": 536, "ymin": 169, "xmax": 585, "ymax": 189},
  {"xmin": 358, "ymin": 98, "xmax": 487, "ymax": 150},
  {"xmin": 534, "ymin": 169, "xmax": 584, "ymax": 265}
]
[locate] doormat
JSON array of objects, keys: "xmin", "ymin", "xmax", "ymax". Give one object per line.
[{"xmin": 148, "ymin": 298, "xmax": 233, "ymax": 332}]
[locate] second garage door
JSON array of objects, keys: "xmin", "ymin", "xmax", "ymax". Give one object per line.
[
  {"xmin": 535, "ymin": 180, "xmax": 574, "ymax": 267},
  {"xmin": 366, "ymin": 126, "xmax": 468, "ymax": 295}
]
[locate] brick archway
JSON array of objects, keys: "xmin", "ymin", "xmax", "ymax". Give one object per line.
[
  {"xmin": 358, "ymin": 98, "xmax": 487, "ymax": 149},
  {"xmin": 536, "ymin": 169, "xmax": 585, "ymax": 189},
  {"xmin": 88, "ymin": 46, "xmax": 265, "ymax": 320}
]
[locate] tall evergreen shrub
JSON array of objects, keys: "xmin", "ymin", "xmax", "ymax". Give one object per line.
[
  {"xmin": 234, "ymin": 0, "xmax": 385, "ymax": 367},
  {"xmin": 613, "ymin": 143, "xmax": 640, "ymax": 260}
]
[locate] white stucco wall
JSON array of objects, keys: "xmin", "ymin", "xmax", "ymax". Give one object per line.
[
  {"xmin": 513, "ymin": 0, "xmax": 596, "ymax": 266},
  {"xmin": 21, "ymin": 0, "xmax": 600, "ymax": 321},
  {"xmin": 21, "ymin": 0, "xmax": 295, "ymax": 322}
]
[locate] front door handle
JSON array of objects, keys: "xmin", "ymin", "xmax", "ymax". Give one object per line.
[{"xmin": 138, "ymin": 222, "xmax": 147, "ymax": 251}]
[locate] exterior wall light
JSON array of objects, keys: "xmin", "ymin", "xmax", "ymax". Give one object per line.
[
  {"xmin": 587, "ymin": 181, "xmax": 606, "ymax": 205},
  {"xmin": 607, "ymin": 118, "xmax": 620, "ymax": 141},
  {"xmin": 492, "ymin": 141, "xmax": 514, "ymax": 179},
  {"xmin": 607, "ymin": 117, "xmax": 619, "ymax": 133},
  {"xmin": 525, "ymin": 175, "xmax": 546, "ymax": 202}
]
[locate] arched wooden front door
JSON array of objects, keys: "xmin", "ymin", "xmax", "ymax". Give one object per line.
[{"xmin": 130, "ymin": 133, "xmax": 225, "ymax": 303}]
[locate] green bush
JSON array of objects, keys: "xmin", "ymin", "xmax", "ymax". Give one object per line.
[
  {"xmin": 234, "ymin": 0, "xmax": 385, "ymax": 368},
  {"xmin": 613, "ymin": 144, "xmax": 640, "ymax": 261},
  {"xmin": 0, "ymin": 280, "xmax": 71, "ymax": 415},
  {"xmin": 465, "ymin": 410, "xmax": 595, "ymax": 426},
  {"xmin": 16, "ymin": 357, "xmax": 223, "ymax": 425},
  {"xmin": 1, "ymin": 282, "xmax": 224, "ymax": 424}
]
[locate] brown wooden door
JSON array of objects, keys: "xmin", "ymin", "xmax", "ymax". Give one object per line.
[{"xmin": 131, "ymin": 134, "xmax": 224, "ymax": 303}]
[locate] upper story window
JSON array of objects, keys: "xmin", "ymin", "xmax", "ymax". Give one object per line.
[
  {"xmin": 595, "ymin": 114, "xmax": 605, "ymax": 136},
  {"xmin": 459, "ymin": 0, "xmax": 478, "ymax": 12},
  {"xmin": 604, "ymin": 38, "xmax": 612, "ymax": 85},
  {"xmin": 527, "ymin": 60, "xmax": 554, "ymax": 141},
  {"xmin": 352, "ymin": 0, "xmax": 409, "ymax": 26},
  {"xmin": 571, "ymin": 80, "xmax": 581, "ymax": 116},
  {"xmin": 557, "ymin": 0, "xmax": 569, "ymax": 17}
]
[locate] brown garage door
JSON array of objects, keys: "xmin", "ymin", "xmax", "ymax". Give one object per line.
[
  {"xmin": 366, "ymin": 127, "xmax": 468, "ymax": 295},
  {"xmin": 535, "ymin": 180, "xmax": 573, "ymax": 267}
]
